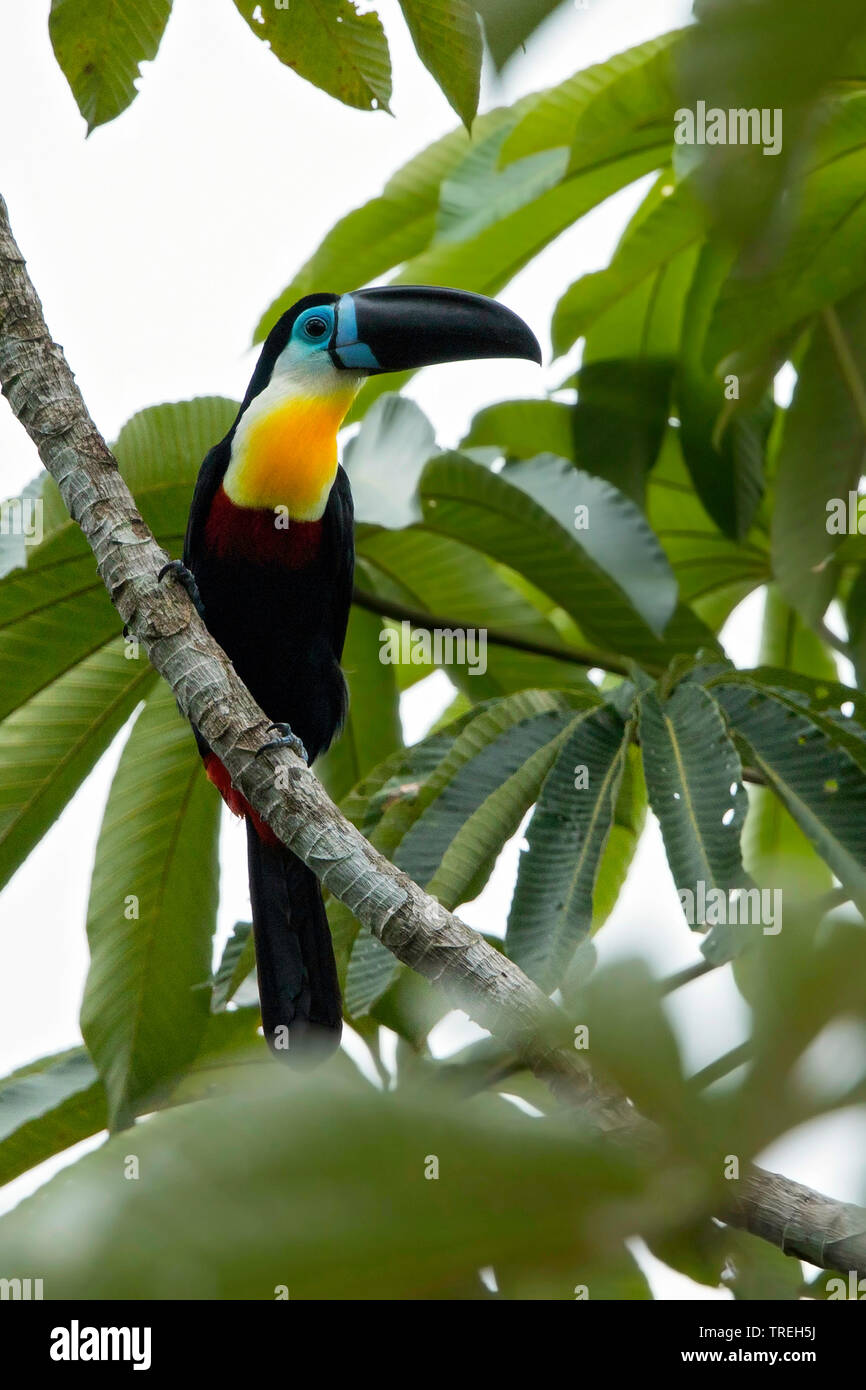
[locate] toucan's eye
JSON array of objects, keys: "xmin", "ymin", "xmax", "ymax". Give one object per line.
[{"xmin": 303, "ymin": 316, "xmax": 329, "ymax": 340}]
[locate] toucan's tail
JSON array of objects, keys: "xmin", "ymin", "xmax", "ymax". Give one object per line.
[{"xmin": 246, "ymin": 820, "xmax": 342, "ymax": 1063}]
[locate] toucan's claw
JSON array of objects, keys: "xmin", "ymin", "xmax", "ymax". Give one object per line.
[
  {"xmin": 159, "ymin": 559, "xmax": 205, "ymax": 620},
  {"xmin": 257, "ymin": 722, "xmax": 309, "ymax": 765}
]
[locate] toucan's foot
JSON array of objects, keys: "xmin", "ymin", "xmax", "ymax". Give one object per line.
[
  {"xmin": 158, "ymin": 559, "xmax": 205, "ymax": 620},
  {"xmin": 256, "ymin": 722, "xmax": 309, "ymax": 765}
]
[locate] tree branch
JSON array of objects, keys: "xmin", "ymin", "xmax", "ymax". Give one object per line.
[
  {"xmin": 2, "ymin": 191, "xmax": 864, "ymax": 1280},
  {"xmin": 352, "ymin": 585, "xmax": 639, "ymax": 677}
]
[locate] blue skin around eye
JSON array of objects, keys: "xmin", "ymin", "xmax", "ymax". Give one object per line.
[{"xmin": 293, "ymin": 307, "xmax": 336, "ymax": 349}]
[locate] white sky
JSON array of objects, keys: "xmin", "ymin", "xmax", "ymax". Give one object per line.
[{"xmin": 1, "ymin": 0, "xmax": 863, "ymax": 1294}]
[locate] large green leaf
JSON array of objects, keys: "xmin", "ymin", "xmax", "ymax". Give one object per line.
[
  {"xmin": 677, "ymin": 0, "xmax": 866, "ymax": 246},
  {"xmin": 344, "ymin": 394, "xmax": 433, "ymax": 530},
  {"xmin": 640, "ymin": 682, "xmax": 750, "ymax": 923},
  {"xmin": 419, "ymin": 451, "xmax": 678, "ymax": 653},
  {"xmin": 316, "ymin": 606, "xmax": 402, "ymax": 804},
  {"xmin": 397, "ymin": 1, "xmax": 482, "ymax": 128},
  {"xmin": 465, "ymin": 406, "xmax": 768, "ymax": 634},
  {"xmin": 506, "ymin": 705, "xmax": 631, "ymax": 987},
  {"xmin": 463, "ymin": 398, "xmax": 576, "ymax": 461},
  {"xmin": 233, "ymin": 0, "xmax": 392, "ymax": 112},
  {"xmin": 710, "ymin": 679, "xmax": 866, "ymax": 905},
  {"xmin": 474, "ymin": 0, "xmax": 570, "ymax": 70},
  {"xmin": 741, "ymin": 592, "xmax": 836, "ymax": 892},
  {"xmin": 0, "ymin": 1068, "xmax": 657, "ymax": 1299},
  {"xmin": 0, "ymin": 1050, "xmax": 105, "ymax": 1189},
  {"xmin": 254, "ymin": 104, "xmax": 523, "ymax": 338},
  {"xmin": 80, "ymin": 683, "xmax": 220, "ymax": 1129},
  {"xmin": 706, "ymin": 94, "xmax": 866, "ymax": 364},
  {"xmin": 345, "ymin": 690, "xmax": 585, "ymax": 1014},
  {"xmin": 0, "ymin": 542, "xmax": 122, "ymax": 725},
  {"xmin": 211, "ymin": 922, "xmax": 256, "ymax": 1013},
  {"xmin": 570, "ymin": 170, "xmax": 702, "ymax": 370},
  {"xmin": 435, "ymin": 122, "xmax": 567, "ymax": 246},
  {"xmin": 0, "ymin": 399, "xmax": 236, "ymax": 726},
  {"xmin": 357, "ymin": 523, "xmax": 592, "ymax": 697},
  {"xmin": 771, "ymin": 288, "xmax": 866, "ymax": 623},
  {"xmin": 569, "ymin": 359, "xmax": 675, "ymax": 507},
  {"xmin": 647, "ymin": 429, "xmax": 769, "ymax": 632},
  {"xmin": 394, "ymin": 143, "xmax": 670, "ymax": 303},
  {"xmin": 553, "ymin": 180, "xmax": 706, "ymax": 357},
  {"xmin": 48, "ymin": 0, "xmax": 172, "ymax": 132},
  {"xmin": 498, "ymin": 32, "xmax": 681, "ymax": 167},
  {"xmin": 676, "ymin": 244, "xmax": 773, "ymax": 542},
  {"xmin": 328, "ymin": 701, "xmax": 488, "ymax": 983},
  {"xmin": 0, "ymin": 641, "xmax": 156, "ymax": 892}
]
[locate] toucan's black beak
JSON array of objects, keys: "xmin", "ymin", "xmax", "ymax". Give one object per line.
[{"xmin": 331, "ymin": 285, "xmax": 542, "ymax": 373}]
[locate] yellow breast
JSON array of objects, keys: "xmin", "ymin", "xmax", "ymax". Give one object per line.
[{"xmin": 224, "ymin": 385, "xmax": 357, "ymax": 520}]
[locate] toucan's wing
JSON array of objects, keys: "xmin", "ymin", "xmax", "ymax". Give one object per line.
[
  {"xmin": 323, "ymin": 464, "xmax": 355, "ymax": 663},
  {"xmin": 184, "ymin": 437, "xmax": 231, "ymax": 572}
]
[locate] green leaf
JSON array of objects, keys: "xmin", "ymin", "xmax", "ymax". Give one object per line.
[
  {"xmin": 506, "ymin": 705, "xmax": 631, "ymax": 987},
  {"xmin": 640, "ymin": 682, "xmax": 750, "ymax": 921},
  {"xmin": 48, "ymin": 0, "xmax": 171, "ymax": 132},
  {"xmin": 587, "ymin": 743, "xmax": 647, "ymax": 935},
  {"xmin": 720, "ymin": 1228, "xmax": 807, "ymax": 1301},
  {"xmin": 397, "ymin": 1, "xmax": 482, "ymax": 128},
  {"xmin": 578, "ymin": 957, "xmax": 691, "ymax": 1132},
  {"xmin": 0, "ymin": 1068, "xmax": 654, "ymax": 1299},
  {"xmin": 0, "ymin": 640, "xmax": 157, "ymax": 891},
  {"xmin": 344, "ymin": 393, "xmax": 434, "ymax": 530},
  {"xmin": 435, "ymin": 123, "xmax": 567, "ymax": 245},
  {"xmin": 498, "ymin": 31, "xmax": 681, "ymax": 166},
  {"xmin": 233, "ymin": 0, "xmax": 392, "ymax": 112},
  {"xmin": 0, "ymin": 541, "xmax": 123, "ymax": 726},
  {"xmin": 0, "ymin": 1050, "xmax": 105, "ymax": 1188},
  {"xmin": 771, "ymin": 289, "xmax": 866, "ymax": 623},
  {"xmin": 254, "ymin": 105, "xmax": 520, "ymax": 338},
  {"xmin": 80, "ymin": 682, "xmax": 220, "ymax": 1129},
  {"xmin": 678, "ymin": 0, "xmax": 866, "ymax": 246},
  {"xmin": 474, "ymin": 0, "xmax": 569, "ymax": 70},
  {"xmin": 419, "ymin": 451, "xmax": 678, "ymax": 650},
  {"xmin": 647, "ymin": 429, "xmax": 769, "ymax": 632},
  {"xmin": 571, "ymin": 359, "xmax": 675, "ymax": 507},
  {"xmin": 0, "ymin": 399, "xmax": 236, "ymax": 728},
  {"xmin": 211, "ymin": 922, "xmax": 256, "ymax": 1012},
  {"xmin": 316, "ymin": 605, "xmax": 402, "ymax": 803},
  {"xmin": 465, "ymin": 410, "xmax": 767, "ymax": 636},
  {"xmin": 711, "ymin": 680, "xmax": 866, "ymax": 906},
  {"xmin": 846, "ymin": 566, "xmax": 866, "ymax": 688},
  {"xmin": 677, "ymin": 244, "xmax": 773, "ymax": 541},
  {"xmin": 741, "ymin": 593, "xmax": 836, "ymax": 892},
  {"xmin": 357, "ymin": 523, "xmax": 591, "ymax": 697},
  {"xmin": 463, "ymin": 398, "xmax": 576, "ymax": 461},
  {"xmin": 706, "ymin": 94, "xmax": 866, "ymax": 363},
  {"xmin": 346, "ymin": 690, "xmax": 584, "ymax": 1014},
  {"xmin": 571, "ymin": 170, "xmax": 702, "ymax": 369},
  {"xmin": 394, "ymin": 143, "xmax": 669, "ymax": 304},
  {"xmin": 553, "ymin": 180, "xmax": 706, "ymax": 357}
]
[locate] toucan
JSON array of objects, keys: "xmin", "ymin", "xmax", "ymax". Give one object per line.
[{"xmin": 173, "ymin": 286, "xmax": 541, "ymax": 1062}]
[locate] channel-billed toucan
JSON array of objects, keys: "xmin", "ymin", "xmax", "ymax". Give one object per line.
[{"xmin": 177, "ymin": 286, "xmax": 541, "ymax": 1061}]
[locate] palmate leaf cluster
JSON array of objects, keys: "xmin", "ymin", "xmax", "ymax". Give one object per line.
[{"xmin": 3, "ymin": 2, "xmax": 866, "ymax": 1298}]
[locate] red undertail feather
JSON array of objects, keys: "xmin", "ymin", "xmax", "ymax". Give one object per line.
[{"xmin": 204, "ymin": 751, "xmax": 280, "ymax": 846}]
